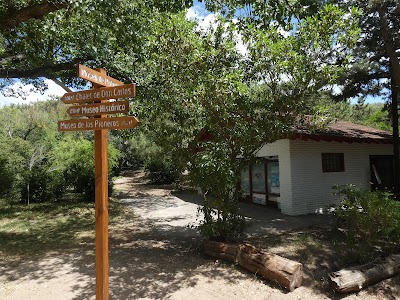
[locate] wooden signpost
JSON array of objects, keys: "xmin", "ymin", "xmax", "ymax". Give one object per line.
[{"xmin": 58, "ymin": 65, "xmax": 138, "ymax": 300}]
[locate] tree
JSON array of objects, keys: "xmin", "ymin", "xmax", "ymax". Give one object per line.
[
  {"xmin": 0, "ymin": 0, "xmax": 192, "ymax": 95},
  {"xmin": 327, "ymin": 0, "xmax": 400, "ymax": 198},
  {"xmin": 132, "ymin": 6, "xmax": 359, "ymax": 240}
]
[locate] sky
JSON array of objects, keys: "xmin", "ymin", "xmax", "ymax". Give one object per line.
[
  {"xmin": 0, "ymin": 2, "xmax": 385, "ymax": 107},
  {"xmin": 0, "ymin": 79, "xmax": 66, "ymax": 107}
]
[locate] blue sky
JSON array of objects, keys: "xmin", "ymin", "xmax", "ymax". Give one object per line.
[{"xmin": 0, "ymin": 2, "xmax": 386, "ymax": 106}]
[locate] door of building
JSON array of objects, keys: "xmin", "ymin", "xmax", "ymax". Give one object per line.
[{"xmin": 370, "ymin": 155, "xmax": 394, "ymax": 191}]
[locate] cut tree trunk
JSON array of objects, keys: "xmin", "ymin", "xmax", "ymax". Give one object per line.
[
  {"xmin": 328, "ymin": 254, "xmax": 400, "ymax": 293},
  {"xmin": 203, "ymin": 240, "xmax": 303, "ymax": 291}
]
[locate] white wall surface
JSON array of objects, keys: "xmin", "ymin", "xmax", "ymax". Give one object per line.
[{"xmin": 256, "ymin": 139, "xmax": 393, "ymax": 216}]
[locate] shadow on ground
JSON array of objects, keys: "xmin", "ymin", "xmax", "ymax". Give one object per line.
[{"xmin": 1, "ymin": 171, "xmax": 400, "ymax": 299}]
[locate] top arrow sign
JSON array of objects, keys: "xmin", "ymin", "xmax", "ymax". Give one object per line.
[{"xmin": 78, "ymin": 64, "xmax": 123, "ymax": 87}]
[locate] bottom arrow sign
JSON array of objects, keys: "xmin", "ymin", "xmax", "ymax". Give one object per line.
[{"xmin": 58, "ymin": 116, "xmax": 139, "ymax": 131}]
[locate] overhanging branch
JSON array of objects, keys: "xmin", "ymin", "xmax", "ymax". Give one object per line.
[
  {"xmin": 0, "ymin": 1, "xmax": 68, "ymax": 30},
  {"xmin": 49, "ymin": 76, "xmax": 72, "ymax": 92},
  {"xmin": 0, "ymin": 60, "xmax": 80, "ymax": 79}
]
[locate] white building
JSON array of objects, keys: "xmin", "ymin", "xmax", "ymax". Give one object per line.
[{"xmin": 240, "ymin": 121, "xmax": 394, "ymax": 216}]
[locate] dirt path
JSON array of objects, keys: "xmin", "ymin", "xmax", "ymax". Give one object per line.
[{"xmin": 1, "ymin": 171, "xmax": 399, "ymax": 299}]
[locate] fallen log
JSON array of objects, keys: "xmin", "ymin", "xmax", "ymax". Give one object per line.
[
  {"xmin": 328, "ymin": 254, "xmax": 400, "ymax": 293},
  {"xmin": 203, "ymin": 240, "xmax": 303, "ymax": 291}
]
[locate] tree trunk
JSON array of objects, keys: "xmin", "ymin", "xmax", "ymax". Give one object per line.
[
  {"xmin": 378, "ymin": 5, "xmax": 400, "ymax": 200},
  {"xmin": 27, "ymin": 182, "xmax": 30, "ymax": 208},
  {"xmin": 378, "ymin": 5, "xmax": 400, "ymax": 90},
  {"xmin": 391, "ymin": 75, "xmax": 400, "ymax": 200},
  {"xmin": 328, "ymin": 254, "xmax": 400, "ymax": 293},
  {"xmin": 203, "ymin": 240, "xmax": 303, "ymax": 291}
]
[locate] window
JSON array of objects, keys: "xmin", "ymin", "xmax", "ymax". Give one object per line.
[
  {"xmin": 322, "ymin": 153, "xmax": 344, "ymax": 172},
  {"xmin": 239, "ymin": 158, "xmax": 280, "ymax": 207},
  {"xmin": 267, "ymin": 160, "xmax": 280, "ymax": 194}
]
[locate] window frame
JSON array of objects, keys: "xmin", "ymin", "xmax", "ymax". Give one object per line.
[{"xmin": 321, "ymin": 153, "xmax": 345, "ymax": 173}]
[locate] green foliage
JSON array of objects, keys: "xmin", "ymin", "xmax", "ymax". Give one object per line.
[
  {"xmin": 21, "ymin": 164, "xmax": 66, "ymax": 203},
  {"xmin": 364, "ymin": 104, "xmax": 391, "ymax": 131},
  {"xmin": 0, "ymin": 1, "xmax": 362, "ymax": 242},
  {"xmin": 197, "ymin": 203, "xmax": 247, "ymax": 242},
  {"xmin": 0, "ymin": 156, "xmax": 13, "ymax": 198},
  {"xmin": 144, "ymin": 157, "xmax": 179, "ymax": 185},
  {"xmin": 0, "ymin": 101, "xmax": 121, "ymax": 203},
  {"xmin": 52, "ymin": 137, "xmax": 119, "ymax": 201},
  {"xmin": 0, "ymin": 0, "xmax": 192, "ymax": 95},
  {"xmin": 109, "ymin": 131, "xmax": 162, "ymax": 170},
  {"xmin": 189, "ymin": 144, "xmax": 248, "ymax": 241},
  {"xmin": 0, "ymin": 133, "xmax": 32, "ymax": 199},
  {"xmin": 308, "ymin": 96, "xmax": 392, "ymax": 131},
  {"xmin": 332, "ymin": 184, "xmax": 400, "ymax": 261},
  {"xmin": 130, "ymin": 4, "xmax": 360, "ymax": 241},
  {"xmin": 330, "ymin": 0, "xmax": 400, "ymax": 102}
]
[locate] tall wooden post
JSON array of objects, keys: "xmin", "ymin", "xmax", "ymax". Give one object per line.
[
  {"xmin": 94, "ymin": 68, "xmax": 109, "ymax": 300},
  {"xmin": 59, "ymin": 65, "xmax": 137, "ymax": 299}
]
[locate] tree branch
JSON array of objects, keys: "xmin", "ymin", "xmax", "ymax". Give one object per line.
[
  {"xmin": 0, "ymin": 1, "xmax": 68, "ymax": 30},
  {"xmin": 0, "ymin": 60, "xmax": 79, "ymax": 79},
  {"xmin": 49, "ymin": 76, "xmax": 72, "ymax": 92}
]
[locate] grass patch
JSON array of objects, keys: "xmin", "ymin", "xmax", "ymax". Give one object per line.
[{"xmin": 0, "ymin": 197, "xmax": 128, "ymax": 259}]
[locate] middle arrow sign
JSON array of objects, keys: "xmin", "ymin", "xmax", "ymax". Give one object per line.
[
  {"xmin": 62, "ymin": 83, "xmax": 135, "ymax": 104},
  {"xmin": 67, "ymin": 100, "xmax": 130, "ymax": 117}
]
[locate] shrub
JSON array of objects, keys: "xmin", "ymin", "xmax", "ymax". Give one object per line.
[
  {"xmin": 144, "ymin": 157, "xmax": 179, "ymax": 184},
  {"xmin": 0, "ymin": 137, "xmax": 30, "ymax": 200},
  {"xmin": 0, "ymin": 157, "xmax": 14, "ymax": 198},
  {"xmin": 197, "ymin": 199, "xmax": 247, "ymax": 242},
  {"xmin": 21, "ymin": 165, "xmax": 66, "ymax": 203},
  {"xmin": 332, "ymin": 184, "xmax": 400, "ymax": 261},
  {"xmin": 54, "ymin": 138, "xmax": 120, "ymax": 201},
  {"xmin": 189, "ymin": 146, "xmax": 249, "ymax": 242}
]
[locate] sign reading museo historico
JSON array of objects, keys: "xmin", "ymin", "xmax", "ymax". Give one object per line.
[
  {"xmin": 67, "ymin": 101, "xmax": 129, "ymax": 117},
  {"xmin": 78, "ymin": 64, "xmax": 123, "ymax": 87},
  {"xmin": 61, "ymin": 84, "xmax": 135, "ymax": 104},
  {"xmin": 58, "ymin": 116, "xmax": 139, "ymax": 131}
]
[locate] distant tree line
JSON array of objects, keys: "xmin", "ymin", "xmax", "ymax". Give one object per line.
[{"xmin": 0, "ymin": 99, "xmax": 120, "ymax": 203}]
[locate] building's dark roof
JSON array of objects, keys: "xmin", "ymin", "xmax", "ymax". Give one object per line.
[{"xmin": 292, "ymin": 120, "xmax": 393, "ymax": 144}]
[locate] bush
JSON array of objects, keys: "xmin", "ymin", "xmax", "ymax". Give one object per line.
[
  {"xmin": 197, "ymin": 201, "xmax": 247, "ymax": 242},
  {"xmin": 144, "ymin": 157, "xmax": 179, "ymax": 184},
  {"xmin": 0, "ymin": 157, "xmax": 14, "ymax": 198},
  {"xmin": 21, "ymin": 165, "xmax": 66, "ymax": 203},
  {"xmin": 332, "ymin": 184, "xmax": 400, "ymax": 260},
  {"xmin": 0, "ymin": 137, "xmax": 30, "ymax": 200},
  {"xmin": 54, "ymin": 138, "xmax": 120, "ymax": 201}
]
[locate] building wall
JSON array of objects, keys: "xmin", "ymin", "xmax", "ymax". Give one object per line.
[
  {"xmin": 256, "ymin": 139, "xmax": 393, "ymax": 216},
  {"xmin": 288, "ymin": 139, "xmax": 393, "ymax": 215}
]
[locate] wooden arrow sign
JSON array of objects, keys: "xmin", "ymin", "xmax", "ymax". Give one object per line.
[
  {"xmin": 61, "ymin": 84, "xmax": 135, "ymax": 104},
  {"xmin": 78, "ymin": 64, "xmax": 123, "ymax": 87},
  {"xmin": 67, "ymin": 101, "xmax": 129, "ymax": 117},
  {"xmin": 58, "ymin": 116, "xmax": 139, "ymax": 131}
]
